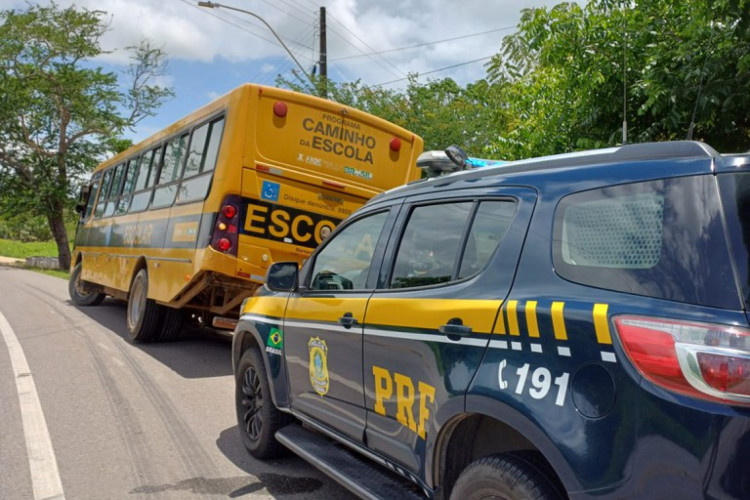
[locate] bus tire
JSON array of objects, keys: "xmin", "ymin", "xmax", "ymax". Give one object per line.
[
  {"xmin": 449, "ymin": 453, "xmax": 564, "ymax": 500},
  {"xmin": 236, "ymin": 348, "xmax": 288, "ymax": 459},
  {"xmin": 69, "ymin": 262, "xmax": 106, "ymax": 306},
  {"xmin": 157, "ymin": 308, "xmax": 185, "ymax": 341},
  {"xmin": 126, "ymin": 268, "xmax": 163, "ymax": 343}
]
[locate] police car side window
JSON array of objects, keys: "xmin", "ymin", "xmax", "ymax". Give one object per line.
[
  {"xmin": 309, "ymin": 211, "xmax": 388, "ymax": 291},
  {"xmin": 391, "ymin": 203, "xmax": 471, "ymax": 288},
  {"xmin": 390, "ymin": 201, "xmax": 517, "ymax": 289},
  {"xmin": 458, "ymin": 201, "xmax": 516, "ymax": 278}
]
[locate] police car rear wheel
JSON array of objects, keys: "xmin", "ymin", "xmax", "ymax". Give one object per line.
[
  {"xmin": 69, "ymin": 262, "xmax": 105, "ymax": 306},
  {"xmin": 236, "ymin": 348, "xmax": 287, "ymax": 459},
  {"xmin": 449, "ymin": 453, "xmax": 564, "ymax": 500}
]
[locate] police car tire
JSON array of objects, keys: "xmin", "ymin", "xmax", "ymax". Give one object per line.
[
  {"xmin": 236, "ymin": 348, "xmax": 287, "ymax": 459},
  {"xmin": 156, "ymin": 307, "xmax": 184, "ymax": 341},
  {"xmin": 69, "ymin": 263, "xmax": 106, "ymax": 306},
  {"xmin": 126, "ymin": 268, "xmax": 163, "ymax": 343},
  {"xmin": 449, "ymin": 453, "xmax": 564, "ymax": 500}
]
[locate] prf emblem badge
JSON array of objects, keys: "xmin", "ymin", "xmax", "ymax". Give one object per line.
[{"xmin": 308, "ymin": 337, "xmax": 329, "ymax": 396}]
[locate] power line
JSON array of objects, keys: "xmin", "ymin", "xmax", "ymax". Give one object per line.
[
  {"xmin": 188, "ymin": 0, "xmax": 313, "ymax": 52},
  {"xmin": 331, "ymin": 25, "xmax": 516, "ymax": 62},
  {"xmin": 253, "ymin": 0, "xmax": 311, "ymax": 25},
  {"xmin": 375, "ymin": 55, "xmax": 493, "ymax": 87},
  {"xmin": 324, "ymin": 12, "xmax": 406, "ymax": 79}
]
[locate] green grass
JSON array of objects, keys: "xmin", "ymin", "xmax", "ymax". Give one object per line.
[
  {"xmin": 0, "ymin": 238, "xmax": 61, "ymax": 259},
  {"xmin": 34, "ymin": 268, "xmax": 70, "ymax": 280},
  {"xmin": 0, "ymin": 238, "xmax": 72, "ymax": 280}
]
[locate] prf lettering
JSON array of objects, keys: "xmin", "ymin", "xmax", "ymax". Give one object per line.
[
  {"xmin": 244, "ymin": 201, "xmax": 338, "ymax": 249},
  {"xmin": 372, "ymin": 365, "xmax": 436, "ymax": 440}
]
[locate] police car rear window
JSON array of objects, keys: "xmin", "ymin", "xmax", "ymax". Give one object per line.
[{"xmin": 553, "ymin": 175, "xmax": 740, "ymax": 309}]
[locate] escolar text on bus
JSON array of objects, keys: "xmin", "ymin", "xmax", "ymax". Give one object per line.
[{"xmin": 301, "ymin": 116, "xmax": 376, "ymax": 165}]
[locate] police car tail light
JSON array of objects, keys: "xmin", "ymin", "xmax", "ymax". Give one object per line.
[
  {"xmin": 210, "ymin": 195, "xmax": 240, "ymax": 256},
  {"xmin": 615, "ymin": 316, "xmax": 750, "ymax": 405}
]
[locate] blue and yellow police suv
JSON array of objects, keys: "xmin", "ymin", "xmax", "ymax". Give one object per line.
[{"xmin": 231, "ymin": 141, "xmax": 750, "ymax": 499}]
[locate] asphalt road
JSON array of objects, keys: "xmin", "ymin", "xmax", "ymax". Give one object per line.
[{"xmin": 0, "ymin": 266, "xmax": 355, "ymax": 500}]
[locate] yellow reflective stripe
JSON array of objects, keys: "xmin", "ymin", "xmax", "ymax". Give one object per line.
[
  {"xmin": 288, "ymin": 297, "xmax": 369, "ymax": 323},
  {"xmin": 242, "ymin": 296, "xmax": 287, "ymax": 317},
  {"xmin": 506, "ymin": 300, "xmax": 520, "ymax": 336},
  {"xmin": 525, "ymin": 301, "xmax": 539, "ymax": 338},
  {"xmin": 593, "ymin": 303, "xmax": 612, "ymax": 344},
  {"xmin": 551, "ymin": 301, "xmax": 567, "ymax": 340},
  {"xmin": 494, "ymin": 306, "xmax": 506, "ymax": 335},
  {"xmin": 367, "ymin": 298, "xmax": 503, "ymax": 333}
]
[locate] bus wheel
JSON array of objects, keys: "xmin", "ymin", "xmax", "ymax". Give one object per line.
[
  {"xmin": 69, "ymin": 262, "xmax": 105, "ymax": 306},
  {"xmin": 236, "ymin": 348, "xmax": 288, "ymax": 459},
  {"xmin": 156, "ymin": 308, "xmax": 184, "ymax": 341},
  {"xmin": 449, "ymin": 453, "xmax": 564, "ymax": 500},
  {"xmin": 126, "ymin": 268, "xmax": 163, "ymax": 342}
]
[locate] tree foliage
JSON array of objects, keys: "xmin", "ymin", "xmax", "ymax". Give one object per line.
[
  {"xmin": 0, "ymin": 3, "xmax": 173, "ymax": 269},
  {"xmin": 277, "ymin": 74, "xmax": 505, "ymax": 152},
  {"xmin": 279, "ymin": 0, "xmax": 749, "ymax": 161},
  {"xmin": 486, "ymin": 0, "xmax": 750, "ymax": 159}
]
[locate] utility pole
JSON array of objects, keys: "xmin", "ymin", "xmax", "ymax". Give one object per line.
[{"xmin": 319, "ymin": 6, "xmax": 327, "ymax": 98}]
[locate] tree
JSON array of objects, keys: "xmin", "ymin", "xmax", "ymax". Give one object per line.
[
  {"xmin": 486, "ymin": 0, "xmax": 750, "ymax": 159},
  {"xmin": 276, "ymin": 74, "xmax": 506, "ymax": 154},
  {"xmin": 0, "ymin": 3, "xmax": 173, "ymax": 270}
]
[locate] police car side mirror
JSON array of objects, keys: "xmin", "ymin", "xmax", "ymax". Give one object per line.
[{"xmin": 266, "ymin": 262, "xmax": 299, "ymax": 292}]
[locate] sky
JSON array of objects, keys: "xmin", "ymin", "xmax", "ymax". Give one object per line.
[{"xmin": 2, "ymin": 0, "xmax": 562, "ymax": 142}]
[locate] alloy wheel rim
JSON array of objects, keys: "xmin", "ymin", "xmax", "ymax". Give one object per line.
[{"xmin": 241, "ymin": 366, "xmax": 263, "ymax": 440}]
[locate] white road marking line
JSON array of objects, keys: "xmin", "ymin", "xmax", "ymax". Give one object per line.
[{"xmin": 0, "ymin": 311, "xmax": 66, "ymax": 500}]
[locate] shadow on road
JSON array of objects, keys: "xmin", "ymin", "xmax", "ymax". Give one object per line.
[
  {"xmin": 215, "ymin": 426, "xmax": 342, "ymax": 498},
  {"xmin": 70, "ymin": 297, "xmax": 234, "ymax": 379}
]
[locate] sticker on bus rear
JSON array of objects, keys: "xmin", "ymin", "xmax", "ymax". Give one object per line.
[
  {"xmin": 241, "ymin": 198, "xmax": 342, "ymax": 249},
  {"xmin": 261, "ymin": 181, "xmax": 280, "ymax": 202}
]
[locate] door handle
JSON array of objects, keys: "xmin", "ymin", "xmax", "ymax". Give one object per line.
[
  {"xmin": 439, "ymin": 318, "xmax": 472, "ymax": 341},
  {"xmin": 339, "ymin": 312, "xmax": 358, "ymax": 329}
]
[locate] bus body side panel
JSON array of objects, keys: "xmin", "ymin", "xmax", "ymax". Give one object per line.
[{"xmin": 192, "ymin": 85, "xmax": 253, "ymax": 285}]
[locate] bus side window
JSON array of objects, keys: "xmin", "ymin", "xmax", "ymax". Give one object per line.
[
  {"xmin": 177, "ymin": 116, "xmax": 225, "ymax": 204},
  {"xmin": 129, "ymin": 147, "xmax": 159, "ymax": 213},
  {"xmin": 103, "ymin": 163, "xmax": 126, "ymax": 218},
  {"xmin": 94, "ymin": 169, "xmax": 114, "ymax": 219},
  {"xmin": 182, "ymin": 121, "xmax": 209, "ymax": 178},
  {"xmin": 203, "ymin": 116, "xmax": 225, "ymax": 172},
  {"xmin": 83, "ymin": 177, "xmax": 101, "ymax": 221},
  {"xmin": 116, "ymin": 159, "xmax": 138, "ymax": 215},
  {"xmin": 152, "ymin": 135, "xmax": 187, "ymax": 209}
]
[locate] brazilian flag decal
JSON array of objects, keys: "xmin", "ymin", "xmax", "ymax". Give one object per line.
[{"xmin": 266, "ymin": 327, "xmax": 283, "ymax": 355}]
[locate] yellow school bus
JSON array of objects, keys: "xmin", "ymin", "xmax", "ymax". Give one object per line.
[{"xmin": 69, "ymin": 84, "xmax": 423, "ymax": 341}]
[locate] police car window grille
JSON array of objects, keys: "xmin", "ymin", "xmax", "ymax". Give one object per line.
[{"xmin": 562, "ymin": 193, "xmax": 664, "ymax": 268}]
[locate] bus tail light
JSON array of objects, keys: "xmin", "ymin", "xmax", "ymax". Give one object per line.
[
  {"xmin": 615, "ymin": 315, "xmax": 750, "ymax": 405},
  {"xmin": 211, "ymin": 195, "xmax": 240, "ymax": 256},
  {"xmin": 390, "ymin": 137, "xmax": 402, "ymax": 151},
  {"xmin": 273, "ymin": 101, "xmax": 288, "ymax": 117}
]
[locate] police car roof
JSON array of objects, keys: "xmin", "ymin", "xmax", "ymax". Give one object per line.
[{"xmin": 373, "ymin": 141, "xmax": 750, "ymax": 203}]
